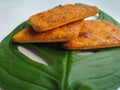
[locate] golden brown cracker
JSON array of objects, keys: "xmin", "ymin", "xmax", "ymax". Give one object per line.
[
  {"xmin": 62, "ymin": 20, "xmax": 120, "ymax": 50},
  {"xmin": 13, "ymin": 21, "xmax": 82, "ymax": 43},
  {"xmin": 29, "ymin": 4, "xmax": 99, "ymax": 32}
]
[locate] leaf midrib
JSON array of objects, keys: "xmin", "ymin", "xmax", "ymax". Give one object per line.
[{"xmin": 60, "ymin": 51, "xmax": 70, "ymax": 90}]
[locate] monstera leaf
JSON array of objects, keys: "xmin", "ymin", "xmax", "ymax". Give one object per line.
[{"xmin": 0, "ymin": 8, "xmax": 120, "ymax": 90}]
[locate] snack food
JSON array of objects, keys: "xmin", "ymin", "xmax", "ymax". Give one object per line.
[
  {"xmin": 62, "ymin": 20, "xmax": 120, "ymax": 50},
  {"xmin": 13, "ymin": 21, "xmax": 82, "ymax": 43},
  {"xmin": 13, "ymin": 4, "xmax": 120, "ymax": 50},
  {"xmin": 29, "ymin": 4, "xmax": 99, "ymax": 32}
]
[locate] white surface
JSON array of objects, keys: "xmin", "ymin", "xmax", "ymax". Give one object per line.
[
  {"xmin": 0, "ymin": 87, "xmax": 3, "ymax": 90},
  {"xmin": 0, "ymin": 0, "xmax": 120, "ymax": 90},
  {"xmin": 18, "ymin": 45, "xmax": 48, "ymax": 65},
  {"xmin": 0, "ymin": 0, "xmax": 120, "ymax": 42}
]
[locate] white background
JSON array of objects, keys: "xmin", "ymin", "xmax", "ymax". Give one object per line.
[{"xmin": 0, "ymin": 0, "xmax": 120, "ymax": 42}]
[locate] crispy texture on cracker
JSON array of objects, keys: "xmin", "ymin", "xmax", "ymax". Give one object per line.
[
  {"xmin": 29, "ymin": 4, "xmax": 99, "ymax": 32},
  {"xmin": 13, "ymin": 21, "xmax": 82, "ymax": 43},
  {"xmin": 62, "ymin": 20, "xmax": 120, "ymax": 50}
]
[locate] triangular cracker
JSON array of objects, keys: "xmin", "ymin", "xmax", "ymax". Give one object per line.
[
  {"xmin": 62, "ymin": 20, "xmax": 120, "ymax": 50},
  {"xmin": 13, "ymin": 21, "xmax": 82, "ymax": 43},
  {"xmin": 29, "ymin": 4, "xmax": 98, "ymax": 32}
]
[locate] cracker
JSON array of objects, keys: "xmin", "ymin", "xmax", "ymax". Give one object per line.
[
  {"xmin": 62, "ymin": 20, "xmax": 120, "ymax": 50},
  {"xmin": 29, "ymin": 4, "xmax": 98, "ymax": 32},
  {"xmin": 13, "ymin": 21, "xmax": 82, "ymax": 43}
]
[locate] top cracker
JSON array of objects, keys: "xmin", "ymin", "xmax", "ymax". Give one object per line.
[{"xmin": 29, "ymin": 4, "xmax": 99, "ymax": 32}]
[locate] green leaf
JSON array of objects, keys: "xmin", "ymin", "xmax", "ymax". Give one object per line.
[
  {"xmin": 97, "ymin": 10, "xmax": 120, "ymax": 27},
  {"xmin": 0, "ymin": 9, "xmax": 120, "ymax": 90}
]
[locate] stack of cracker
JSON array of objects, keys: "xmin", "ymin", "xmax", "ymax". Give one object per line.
[{"xmin": 13, "ymin": 4, "xmax": 120, "ymax": 50}]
